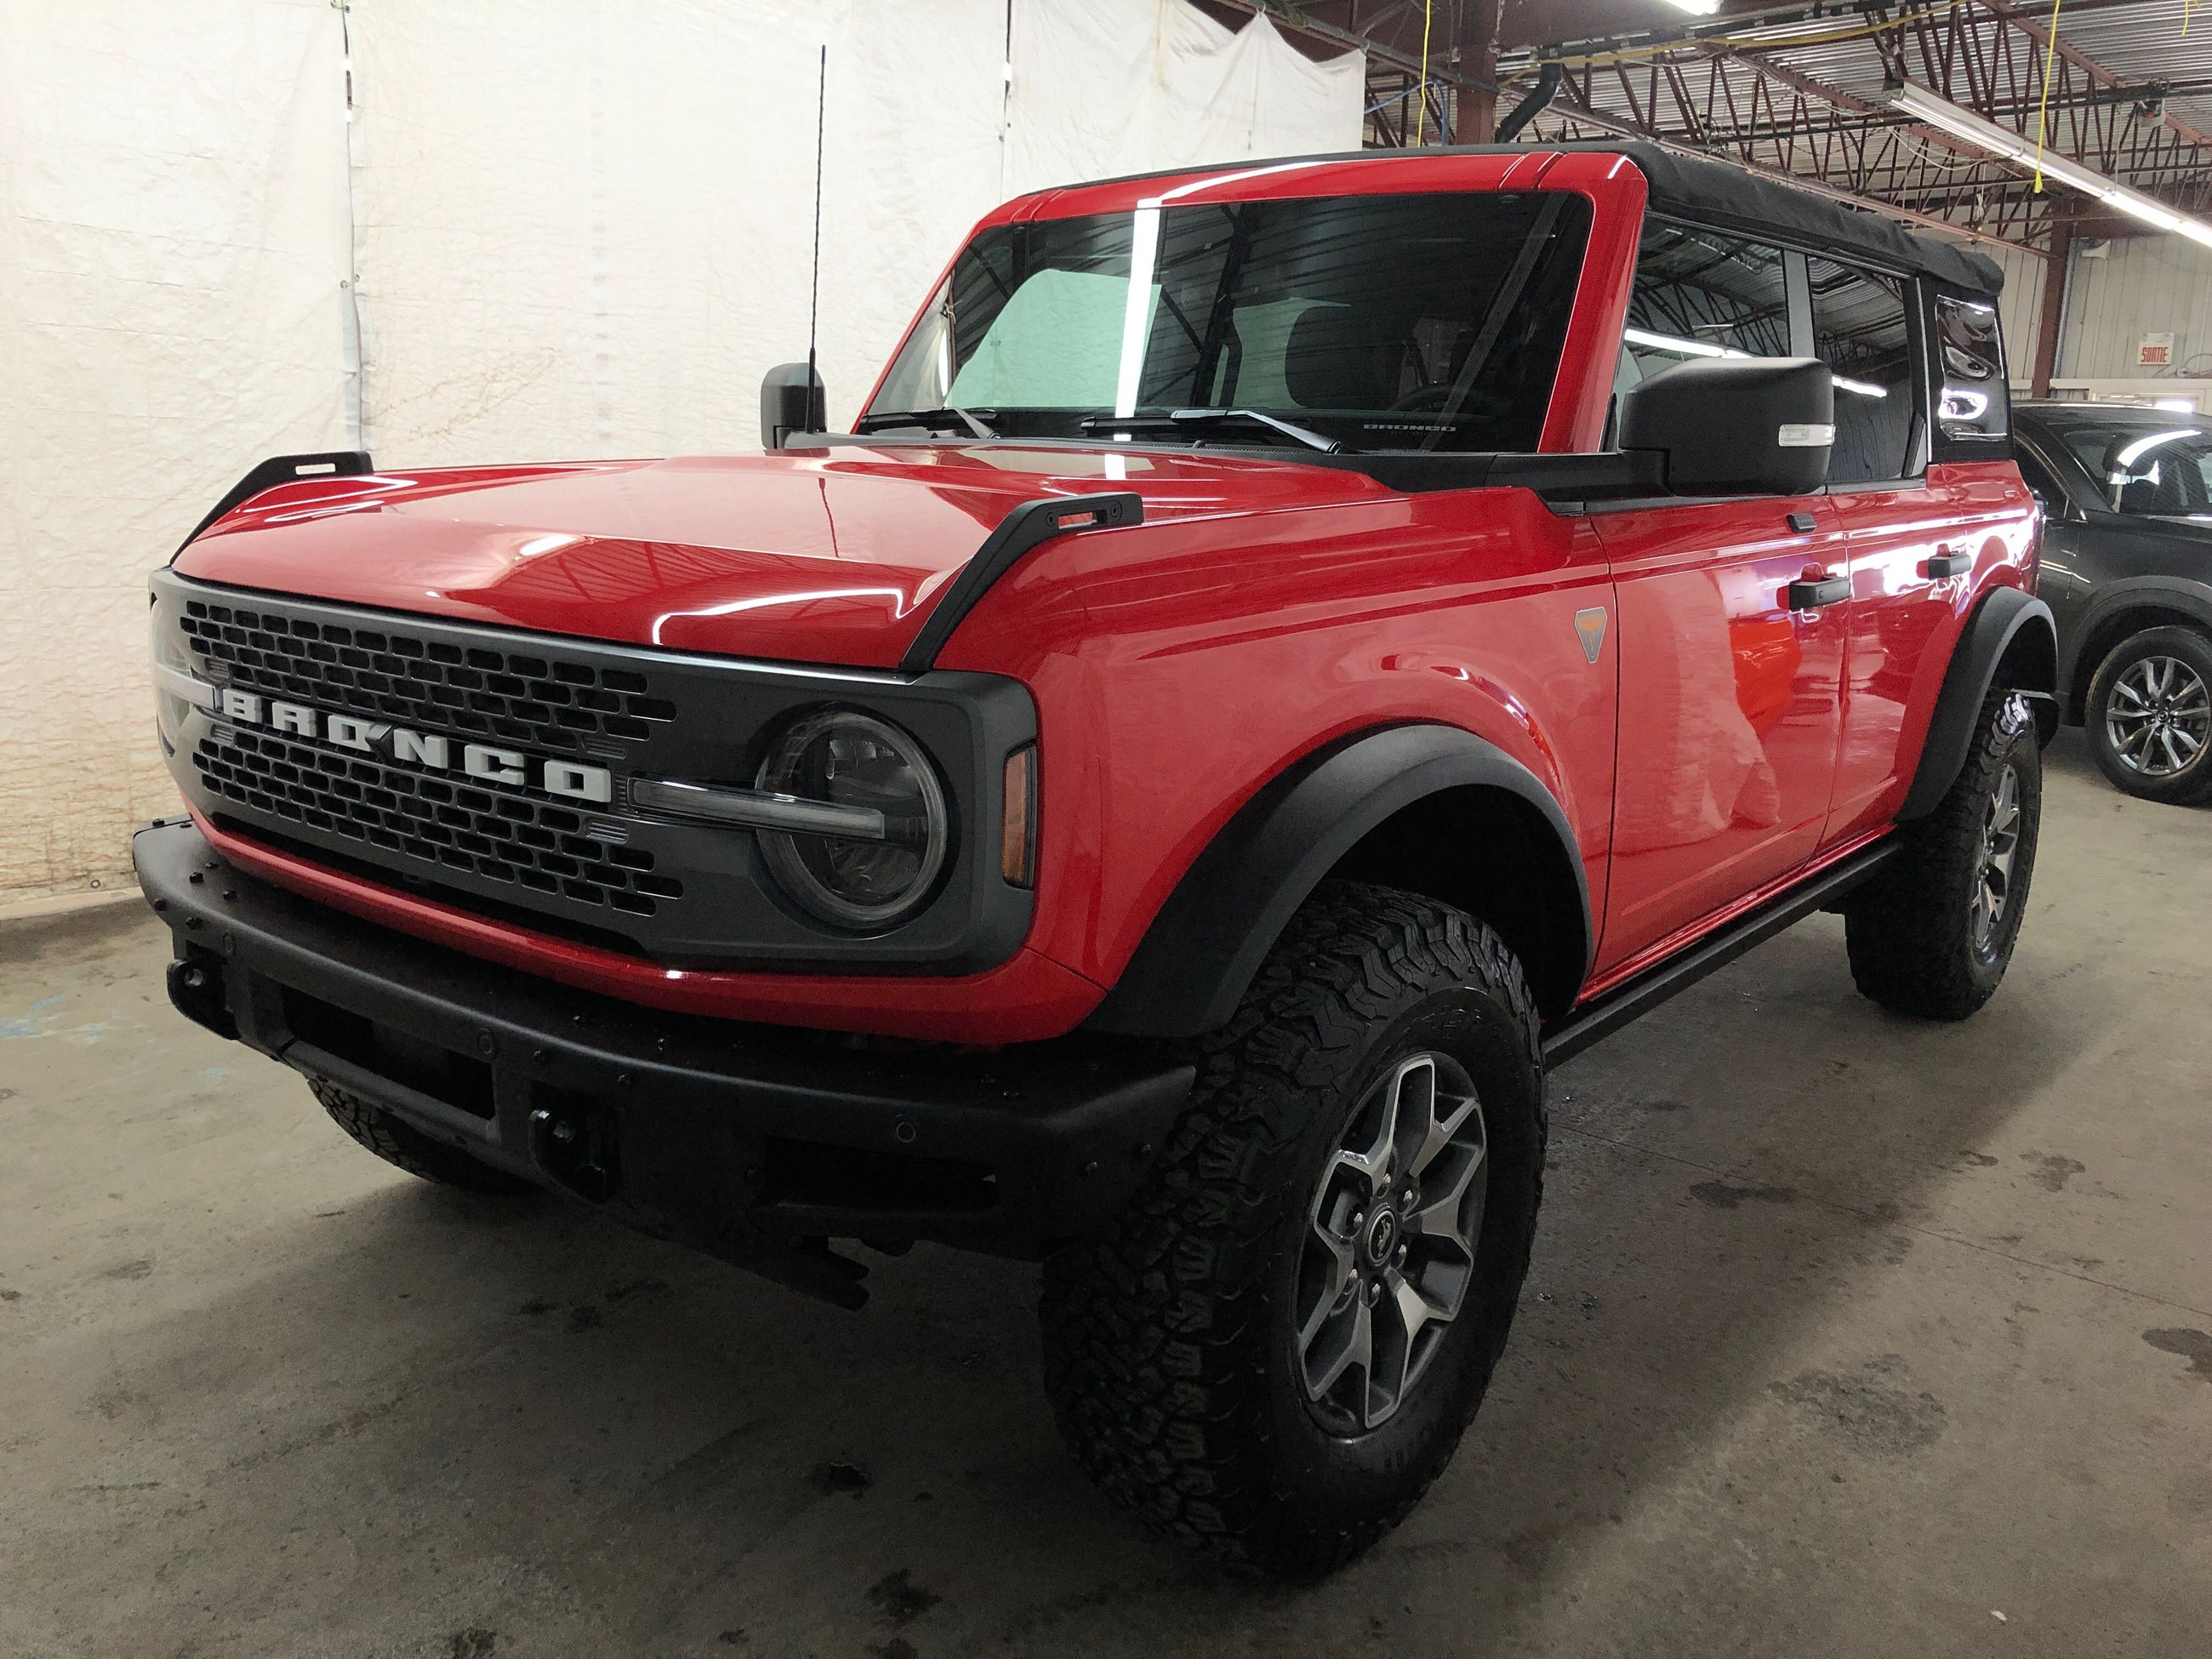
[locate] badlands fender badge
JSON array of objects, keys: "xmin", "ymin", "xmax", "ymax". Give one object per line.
[{"xmin": 1574, "ymin": 606, "xmax": 1608, "ymax": 664}]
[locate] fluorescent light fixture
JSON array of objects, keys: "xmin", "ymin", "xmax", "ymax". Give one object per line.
[
  {"xmin": 1626, "ymin": 328, "xmax": 1885, "ymax": 396},
  {"xmin": 1662, "ymin": 0, "xmax": 1725, "ymax": 13},
  {"xmin": 1625, "ymin": 325, "xmax": 1736, "ymax": 359},
  {"xmin": 1886, "ymin": 83, "xmax": 2212, "ymax": 252}
]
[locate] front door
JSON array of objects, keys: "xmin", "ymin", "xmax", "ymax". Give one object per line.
[{"xmin": 1592, "ymin": 498, "xmax": 1850, "ymax": 974}]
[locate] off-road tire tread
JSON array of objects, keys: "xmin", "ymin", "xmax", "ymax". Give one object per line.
[
  {"xmin": 1845, "ymin": 688, "xmax": 2038, "ymax": 1019},
  {"xmin": 309, "ymin": 1077, "xmax": 537, "ymax": 1194},
  {"xmin": 1038, "ymin": 881, "xmax": 1542, "ymax": 1578}
]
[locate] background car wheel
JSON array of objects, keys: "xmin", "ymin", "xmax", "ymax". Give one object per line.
[
  {"xmin": 1037, "ymin": 881, "xmax": 1545, "ymax": 1579},
  {"xmin": 2085, "ymin": 625, "xmax": 2212, "ymax": 805},
  {"xmin": 1845, "ymin": 688, "xmax": 2042, "ymax": 1020},
  {"xmin": 310, "ymin": 1078, "xmax": 539, "ymax": 1194}
]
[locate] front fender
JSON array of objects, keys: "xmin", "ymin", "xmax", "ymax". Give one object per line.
[{"xmin": 1083, "ymin": 722, "xmax": 1591, "ymax": 1039}]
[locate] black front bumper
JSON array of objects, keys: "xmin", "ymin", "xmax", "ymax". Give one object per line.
[{"xmin": 134, "ymin": 822, "xmax": 1192, "ymax": 1305}]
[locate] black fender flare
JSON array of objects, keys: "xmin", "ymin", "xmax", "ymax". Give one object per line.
[
  {"xmin": 1899, "ymin": 587, "xmax": 2058, "ymax": 820},
  {"xmin": 1083, "ymin": 723, "xmax": 1593, "ymax": 1040}
]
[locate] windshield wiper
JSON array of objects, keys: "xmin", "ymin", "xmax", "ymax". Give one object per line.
[
  {"xmin": 853, "ymin": 406, "xmax": 998, "ymax": 439},
  {"xmin": 1080, "ymin": 408, "xmax": 1342, "ymax": 454}
]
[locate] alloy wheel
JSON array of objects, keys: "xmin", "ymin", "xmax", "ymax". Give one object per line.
[
  {"xmin": 1295, "ymin": 1052, "xmax": 1488, "ymax": 1433},
  {"xmin": 2105, "ymin": 655, "xmax": 2210, "ymax": 779},
  {"xmin": 1970, "ymin": 760, "xmax": 2023, "ymax": 955}
]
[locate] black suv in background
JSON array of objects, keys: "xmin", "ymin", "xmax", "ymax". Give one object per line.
[{"xmin": 2015, "ymin": 402, "xmax": 2212, "ymax": 804}]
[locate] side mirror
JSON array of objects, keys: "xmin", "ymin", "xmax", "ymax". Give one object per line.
[
  {"xmin": 1619, "ymin": 356, "xmax": 1833, "ymax": 496},
  {"xmin": 761, "ymin": 362, "xmax": 826, "ymax": 450}
]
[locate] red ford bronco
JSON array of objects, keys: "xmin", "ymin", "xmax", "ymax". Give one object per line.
[{"xmin": 140, "ymin": 142, "xmax": 2057, "ymax": 1576}]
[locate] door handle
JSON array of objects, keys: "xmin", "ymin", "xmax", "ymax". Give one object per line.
[
  {"xmin": 1924, "ymin": 552, "xmax": 1959, "ymax": 579},
  {"xmin": 1787, "ymin": 573, "xmax": 1850, "ymax": 609}
]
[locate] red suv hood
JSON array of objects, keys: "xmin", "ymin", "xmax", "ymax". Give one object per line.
[{"xmin": 175, "ymin": 445, "xmax": 1394, "ymax": 669}]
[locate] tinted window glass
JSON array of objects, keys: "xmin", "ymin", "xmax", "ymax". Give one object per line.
[
  {"xmin": 869, "ymin": 191, "xmax": 1592, "ymax": 454},
  {"xmin": 1618, "ymin": 224, "xmax": 1790, "ymax": 394},
  {"xmin": 2013, "ymin": 444, "xmax": 2067, "ymax": 514},
  {"xmin": 1934, "ymin": 295, "xmax": 2008, "ymax": 441},
  {"xmin": 2059, "ymin": 421, "xmax": 2212, "ymax": 516},
  {"xmin": 1810, "ymin": 259, "xmax": 1920, "ymax": 483}
]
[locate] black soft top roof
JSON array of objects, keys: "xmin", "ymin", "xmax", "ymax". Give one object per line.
[
  {"xmin": 1576, "ymin": 140, "xmax": 2004, "ymax": 297},
  {"xmin": 1058, "ymin": 140, "xmax": 2004, "ymax": 299}
]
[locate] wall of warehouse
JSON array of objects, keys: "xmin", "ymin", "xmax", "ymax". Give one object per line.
[
  {"xmin": 1986, "ymin": 229, "xmax": 2212, "ymax": 392},
  {"xmin": 0, "ymin": 0, "xmax": 1362, "ymax": 906},
  {"xmin": 2056, "ymin": 231, "xmax": 2212, "ymax": 380}
]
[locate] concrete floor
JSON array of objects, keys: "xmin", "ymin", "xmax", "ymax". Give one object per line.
[{"xmin": 3, "ymin": 728, "xmax": 2207, "ymax": 1659}]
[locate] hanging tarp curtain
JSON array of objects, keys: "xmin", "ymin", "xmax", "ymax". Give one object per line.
[{"xmin": 0, "ymin": 0, "xmax": 1362, "ymax": 898}]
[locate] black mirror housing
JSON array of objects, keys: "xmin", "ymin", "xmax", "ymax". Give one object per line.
[
  {"xmin": 761, "ymin": 362, "xmax": 827, "ymax": 451},
  {"xmin": 1619, "ymin": 356, "xmax": 1834, "ymax": 496}
]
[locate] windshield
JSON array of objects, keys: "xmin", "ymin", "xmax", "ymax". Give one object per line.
[
  {"xmin": 2058, "ymin": 420, "xmax": 2212, "ymax": 517},
  {"xmin": 866, "ymin": 191, "xmax": 1592, "ymax": 454}
]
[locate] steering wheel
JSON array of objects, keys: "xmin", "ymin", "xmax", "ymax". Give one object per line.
[{"xmin": 1386, "ymin": 383, "xmax": 1457, "ymax": 413}]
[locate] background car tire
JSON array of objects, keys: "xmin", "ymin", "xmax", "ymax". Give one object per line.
[
  {"xmin": 1845, "ymin": 688, "xmax": 2042, "ymax": 1020},
  {"xmin": 1036, "ymin": 881, "xmax": 1545, "ymax": 1579},
  {"xmin": 310, "ymin": 1077, "xmax": 539, "ymax": 1194},
  {"xmin": 2084, "ymin": 625, "xmax": 2212, "ymax": 805}
]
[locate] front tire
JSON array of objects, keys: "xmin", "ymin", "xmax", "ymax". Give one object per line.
[
  {"xmin": 1038, "ymin": 882, "xmax": 1545, "ymax": 1578},
  {"xmin": 1845, "ymin": 688, "xmax": 2042, "ymax": 1020},
  {"xmin": 310, "ymin": 1078, "xmax": 538, "ymax": 1195},
  {"xmin": 2085, "ymin": 625, "xmax": 2212, "ymax": 804}
]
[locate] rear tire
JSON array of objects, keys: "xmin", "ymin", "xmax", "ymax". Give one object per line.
[
  {"xmin": 1845, "ymin": 688, "xmax": 2041, "ymax": 1020},
  {"xmin": 1037, "ymin": 881, "xmax": 1545, "ymax": 1579},
  {"xmin": 2084, "ymin": 625, "xmax": 2212, "ymax": 805},
  {"xmin": 310, "ymin": 1077, "xmax": 538, "ymax": 1194}
]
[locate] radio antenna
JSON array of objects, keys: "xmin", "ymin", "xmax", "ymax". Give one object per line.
[{"xmin": 806, "ymin": 44, "xmax": 826, "ymax": 430}]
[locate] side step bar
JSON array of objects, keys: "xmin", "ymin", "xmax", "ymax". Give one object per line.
[{"xmin": 1542, "ymin": 838, "xmax": 1898, "ymax": 1067}]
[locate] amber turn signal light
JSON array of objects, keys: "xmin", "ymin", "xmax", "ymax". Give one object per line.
[{"xmin": 1001, "ymin": 745, "xmax": 1037, "ymax": 887}]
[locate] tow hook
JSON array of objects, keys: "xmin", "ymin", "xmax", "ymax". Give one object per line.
[
  {"xmin": 529, "ymin": 1105, "xmax": 619, "ymax": 1201},
  {"xmin": 164, "ymin": 950, "xmax": 236, "ymax": 1039}
]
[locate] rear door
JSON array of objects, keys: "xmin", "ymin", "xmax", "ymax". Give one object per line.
[
  {"xmin": 1589, "ymin": 223, "xmax": 1850, "ymax": 975},
  {"xmin": 1816, "ymin": 262, "xmax": 1978, "ymax": 841}
]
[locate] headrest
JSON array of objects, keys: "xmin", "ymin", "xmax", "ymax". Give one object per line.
[{"xmin": 1284, "ymin": 305, "xmax": 1402, "ymax": 410}]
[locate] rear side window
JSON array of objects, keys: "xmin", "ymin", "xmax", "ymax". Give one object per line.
[
  {"xmin": 1619, "ymin": 224, "xmax": 1792, "ymax": 391},
  {"xmin": 1810, "ymin": 259, "xmax": 1921, "ymax": 484},
  {"xmin": 1933, "ymin": 295, "xmax": 2009, "ymax": 442}
]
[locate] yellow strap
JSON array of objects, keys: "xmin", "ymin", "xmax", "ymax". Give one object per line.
[
  {"xmin": 1415, "ymin": 0, "xmax": 1434, "ymax": 146},
  {"xmin": 2033, "ymin": 0, "xmax": 2063, "ymax": 191}
]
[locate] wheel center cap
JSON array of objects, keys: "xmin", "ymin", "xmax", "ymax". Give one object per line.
[{"xmin": 1364, "ymin": 1207, "xmax": 1400, "ymax": 1266}]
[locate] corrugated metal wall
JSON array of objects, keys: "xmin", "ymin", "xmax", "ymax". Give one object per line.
[
  {"xmin": 2057, "ymin": 236, "xmax": 2212, "ymax": 379},
  {"xmin": 1982, "ymin": 243, "xmax": 2049, "ymax": 374}
]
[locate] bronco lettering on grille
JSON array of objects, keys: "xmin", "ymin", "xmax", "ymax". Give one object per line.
[{"xmin": 215, "ymin": 688, "xmax": 613, "ymax": 803}]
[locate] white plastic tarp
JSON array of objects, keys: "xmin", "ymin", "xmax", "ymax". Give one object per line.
[{"xmin": 0, "ymin": 0, "xmax": 1360, "ymax": 899}]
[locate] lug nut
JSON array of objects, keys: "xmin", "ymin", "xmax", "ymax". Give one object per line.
[
  {"xmin": 1349, "ymin": 1211, "xmax": 1365, "ymax": 1232},
  {"xmin": 1366, "ymin": 1279, "xmax": 1383, "ymax": 1305},
  {"xmin": 1394, "ymin": 1243, "xmax": 1408, "ymax": 1268}
]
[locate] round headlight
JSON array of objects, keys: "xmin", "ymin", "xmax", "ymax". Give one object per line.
[{"xmin": 755, "ymin": 710, "xmax": 951, "ymax": 930}]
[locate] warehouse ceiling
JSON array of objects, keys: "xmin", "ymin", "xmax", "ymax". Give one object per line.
[{"xmin": 1206, "ymin": 2, "xmax": 2212, "ymax": 258}]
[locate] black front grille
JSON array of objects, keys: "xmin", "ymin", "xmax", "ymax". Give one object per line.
[
  {"xmin": 194, "ymin": 727, "xmax": 682, "ymax": 917},
  {"xmin": 179, "ymin": 596, "xmax": 676, "ymax": 755}
]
